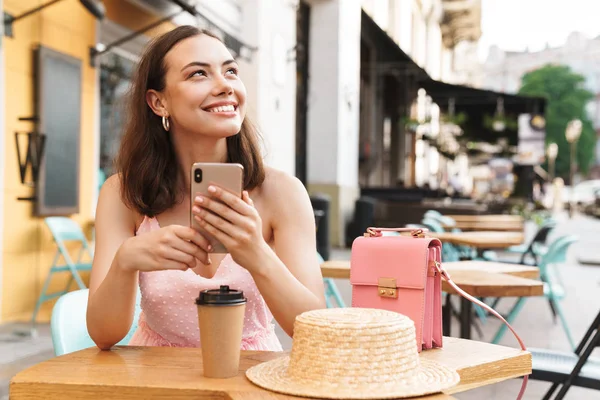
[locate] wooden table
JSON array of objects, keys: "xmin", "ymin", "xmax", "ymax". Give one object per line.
[
  {"xmin": 446, "ymin": 215, "xmax": 524, "ymax": 223},
  {"xmin": 442, "ymin": 222, "xmax": 524, "ymax": 232},
  {"xmin": 428, "ymin": 231, "xmax": 524, "ymax": 249},
  {"xmin": 442, "ymin": 261, "xmax": 539, "ymax": 279},
  {"xmin": 321, "ymin": 260, "xmax": 540, "ymax": 281},
  {"xmin": 10, "ymin": 338, "xmax": 531, "ymax": 399},
  {"xmin": 441, "ymin": 215, "xmax": 524, "ymax": 232},
  {"xmin": 440, "ymin": 261, "xmax": 541, "ymax": 297},
  {"xmin": 320, "ymin": 260, "xmax": 543, "ymax": 339}
]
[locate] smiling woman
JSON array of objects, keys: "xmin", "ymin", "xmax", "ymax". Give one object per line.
[{"xmin": 86, "ymin": 26, "xmax": 326, "ymax": 351}]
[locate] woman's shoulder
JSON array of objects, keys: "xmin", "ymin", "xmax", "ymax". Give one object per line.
[
  {"xmin": 98, "ymin": 173, "xmax": 143, "ymax": 229},
  {"xmin": 260, "ymin": 167, "xmax": 307, "ymax": 201},
  {"xmin": 258, "ymin": 167, "xmax": 313, "ymax": 222}
]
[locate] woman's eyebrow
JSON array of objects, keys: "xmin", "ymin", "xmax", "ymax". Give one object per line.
[{"xmin": 181, "ymin": 59, "xmax": 237, "ymax": 72}]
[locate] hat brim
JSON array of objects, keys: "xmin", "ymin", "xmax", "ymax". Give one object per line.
[{"xmin": 246, "ymin": 355, "xmax": 460, "ymax": 399}]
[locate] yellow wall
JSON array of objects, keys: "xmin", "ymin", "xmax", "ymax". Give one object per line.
[
  {"xmin": 2, "ymin": 0, "xmax": 97, "ymax": 323},
  {"xmin": 1, "ymin": 0, "xmax": 177, "ymax": 322}
]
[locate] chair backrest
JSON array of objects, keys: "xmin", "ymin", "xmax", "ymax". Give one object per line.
[
  {"xmin": 537, "ymin": 235, "xmax": 579, "ymax": 280},
  {"xmin": 423, "ymin": 210, "xmax": 443, "ymax": 219},
  {"xmin": 519, "ymin": 220, "xmax": 558, "ymax": 264},
  {"xmin": 530, "ymin": 220, "xmax": 557, "ymax": 246},
  {"xmin": 45, "ymin": 217, "xmax": 93, "ymax": 264},
  {"xmin": 421, "ymin": 217, "xmax": 445, "ymax": 233},
  {"xmin": 424, "ymin": 211, "xmax": 457, "ymax": 227},
  {"xmin": 51, "ymin": 288, "xmax": 142, "ymax": 356},
  {"xmin": 98, "ymin": 168, "xmax": 107, "ymax": 192},
  {"xmin": 45, "ymin": 217, "xmax": 89, "ymax": 243}
]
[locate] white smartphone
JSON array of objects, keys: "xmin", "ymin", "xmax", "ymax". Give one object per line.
[{"xmin": 190, "ymin": 162, "xmax": 244, "ymax": 253}]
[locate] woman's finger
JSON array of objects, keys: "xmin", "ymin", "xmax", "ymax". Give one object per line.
[
  {"xmin": 172, "ymin": 226, "xmax": 212, "ymax": 252},
  {"xmin": 192, "ymin": 196, "xmax": 244, "ymax": 226},
  {"xmin": 194, "ymin": 214, "xmax": 235, "ymax": 248},
  {"xmin": 164, "ymin": 248, "xmax": 196, "ymax": 268},
  {"xmin": 243, "ymin": 190, "xmax": 254, "ymax": 206},
  {"xmin": 194, "ymin": 210, "xmax": 237, "ymax": 237},
  {"xmin": 171, "ymin": 239, "xmax": 210, "ymax": 264},
  {"xmin": 205, "ymin": 185, "xmax": 254, "ymax": 216}
]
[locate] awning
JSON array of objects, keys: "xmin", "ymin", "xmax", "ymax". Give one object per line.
[
  {"xmin": 420, "ymin": 78, "xmax": 547, "ymax": 145},
  {"xmin": 420, "ymin": 79, "xmax": 546, "ymax": 114},
  {"xmin": 361, "ymin": 10, "xmax": 429, "ymax": 81}
]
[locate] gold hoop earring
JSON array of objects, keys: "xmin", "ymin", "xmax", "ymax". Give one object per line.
[{"xmin": 162, "ymin": 115, "xmax": 170, "ymax": 132}]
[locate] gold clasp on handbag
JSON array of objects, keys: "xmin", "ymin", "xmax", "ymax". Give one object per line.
[
  {"xmin": 377, "ymin": 277, "xmax": 397, "ymax": 298},
  {"xmin": 411, "ymin": 229, "xmax": 425, "ymax": 238}
]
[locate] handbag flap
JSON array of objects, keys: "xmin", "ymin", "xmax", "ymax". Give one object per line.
[{"xmin": 350, "ymin": 236, "xmax": 442, "ymax": 289}]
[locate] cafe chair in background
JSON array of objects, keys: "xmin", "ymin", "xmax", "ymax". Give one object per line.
[
  {"xmin": 530, "ymin": 306, "xmax": 600, "ymax": 400},
  {"xmin": 51, "ymin": 288, "xmax": 142, "ymax": 356},
  {"xmin": 31, "ymin": 217, "xmax": 94, "ymax": 332},
  {"xmin": 420, "ymin": 216, "xmax": 475, "ymax": 261},
  {"xmin": 318, "ymin": 252, "xmax": 346, "ymax": 308},
  {"xmin": 484, "ymin": 218, "xmax": 557, "ymax": 265},
  {"xmin": 491, "ymin": 234, "xmax": 579, "ymax": 349}
]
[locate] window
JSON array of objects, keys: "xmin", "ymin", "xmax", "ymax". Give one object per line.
[
  {"xmin": 99, "ymin": 53, "xmax": 135, "ymax": 178},
  {"xmin": 34, "ymin": 46, "xmax": 82, "ymax": 216}
]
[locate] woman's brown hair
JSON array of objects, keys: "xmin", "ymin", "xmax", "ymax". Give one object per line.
[{"xmin": 115, "ymin": 25, "xmax": 265, "ymax": 217}]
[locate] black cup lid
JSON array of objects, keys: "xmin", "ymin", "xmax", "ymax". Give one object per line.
[{"xmin": 195, "ymin": 285, "xmax": 246, "ymax": 306}]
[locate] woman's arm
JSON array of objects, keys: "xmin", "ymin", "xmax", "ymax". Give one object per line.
[
  {"xmin": 249, "ymin": 173, "xmax": 326, "ymax": 336},
  {"xmin": 87, "ymin": 176, "xmax": 212, "ymax": 350},
  {"xmin": 86, "ymin": 175, "xmax": 139, "ymax": 350}
]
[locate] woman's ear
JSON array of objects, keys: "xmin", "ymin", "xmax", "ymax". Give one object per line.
[{"xmin": 146, "ymin": 89, "xmax": 168, "ymax": 117}]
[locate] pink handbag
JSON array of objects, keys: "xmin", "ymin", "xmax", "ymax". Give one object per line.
[{"xmin": 350, "ymin": 227, "xmax": 529, "ymax": 398}]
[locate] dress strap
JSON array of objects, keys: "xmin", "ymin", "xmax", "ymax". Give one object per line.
[{"xmin": 136, "ymin": 216, "xmax": 160, "ymax": 235}]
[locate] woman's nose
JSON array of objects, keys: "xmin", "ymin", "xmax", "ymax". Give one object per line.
[{"xmin": 213, "ymin": 75, "xmax": 234, "ymax": 96}]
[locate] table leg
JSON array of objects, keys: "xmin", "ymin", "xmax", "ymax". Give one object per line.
[
  {"xmin": 460, "ymin": 297, "xmax": 472, "ymax": 339},
  {"xmin": 443, "ymin": 294, "xmax": 451, "ymax": 336}
]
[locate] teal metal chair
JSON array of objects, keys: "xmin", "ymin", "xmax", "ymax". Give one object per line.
[
  {"xmin": 423, "ymin": 213, "xmax": 496, "ymax": 260},
  {"xmin": 483, "ymin": 218, "xmax": 557, "ymax": 265},
  {"xmin": 319, "ymin": 252, "xmax": 346, "ymax": 308},
  {"xmin": 31, "ymin": 217, "xmax": 94, "ymax": 328},
  {"xmin": 98, "ymin": 168, "xmax": 107, "ymax": 191},
  {"xmin": 421, "ymin": 218, "xmax": 463, "ymax": 262},
  {"xmin": 424, "ymin": 210, "xmax": 458, "ymax": 230},
  {"xmin": 491, "ymin": 234, "xmax": 579, "ymax": 349},
  {"xmin": 51, "ymin": 288, "xmax": 142, "ymax": 356}
]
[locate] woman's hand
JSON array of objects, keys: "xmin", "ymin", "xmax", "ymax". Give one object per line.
[
  {"xmin": 116, "ymin": 225, "xmax": 212, "ymax": 273},
  {"xmin": 192, "ymin": 186, "xmax": 271, "ymax": 273}
]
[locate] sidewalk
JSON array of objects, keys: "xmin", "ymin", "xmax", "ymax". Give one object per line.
[{"xmin": 0, "ymin": 323, "xmax": 53, "ymax": 400}]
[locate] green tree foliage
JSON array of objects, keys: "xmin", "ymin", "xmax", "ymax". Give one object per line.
[{"xmin": 518, "ymin": 65, "xmax": 596, "ymax": 178}]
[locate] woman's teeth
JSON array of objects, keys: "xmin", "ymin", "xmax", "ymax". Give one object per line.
[{"xmin": 208, "ymin": 105, "xmax": 235, "ymax": 112}]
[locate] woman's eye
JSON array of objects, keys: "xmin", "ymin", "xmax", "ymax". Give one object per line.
[
  {"xmin": 226, "ymin": 67, "xmax": 238, "ymax": 75},
  {"xmin": 190, "ymin": 70, "xmax": 206, "ymax": 78}
]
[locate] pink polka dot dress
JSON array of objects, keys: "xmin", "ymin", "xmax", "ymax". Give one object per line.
[{"xmin": 127, "ymin": 216, "xmax": 283, "ymax": 351}]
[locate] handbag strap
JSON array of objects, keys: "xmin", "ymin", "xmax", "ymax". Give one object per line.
[
  {"xmin": 434, "ymin": 261, "xmax": 528, "ymax": 400},
  {"xmin": 365, "ymin": 227, "xmax": 429, "ymax": 238}
]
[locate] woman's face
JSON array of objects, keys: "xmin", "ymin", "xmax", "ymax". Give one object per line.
[{"xmin": 156, "ymin": 34, "xmax": 246, "ymax": 138}]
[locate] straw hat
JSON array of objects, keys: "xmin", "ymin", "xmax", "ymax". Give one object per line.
[{"xmin": 246, "ymin": 308, "xmax": 459, "ymax": 399}]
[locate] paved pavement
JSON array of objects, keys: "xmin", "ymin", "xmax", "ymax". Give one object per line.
[{"xmin": 2, "ymin": 211, "xmax": 600, "ymax": 399}]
